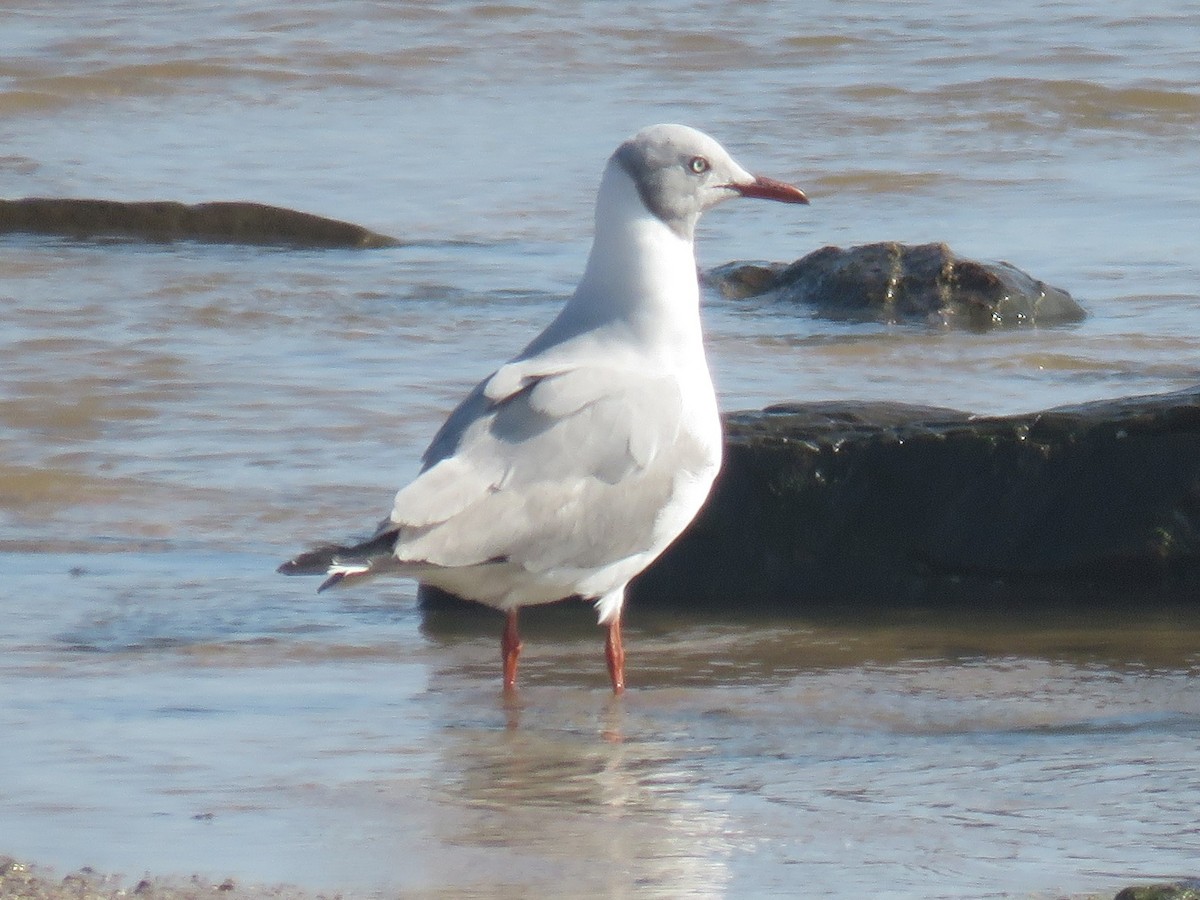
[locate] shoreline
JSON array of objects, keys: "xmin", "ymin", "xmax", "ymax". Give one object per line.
[
  {"xmin": 9, "ymin": 854, "xmax": 1183, "ymax": 900},
  {"xmin": 0, "ymin": 857, "xmax": 331, "ymax": 900}
]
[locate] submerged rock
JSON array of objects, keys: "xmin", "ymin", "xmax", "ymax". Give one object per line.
[
  {"xmin": 706, "ymin": 241, "xmax": 1086, "ymax": 327},
  {"xmin": 630, "ymin": 387, "xmax": 1200, "ymax": 610},
  {"xmin": 0, "ymin": 197, "xmax": 399, "ymax": 248}
]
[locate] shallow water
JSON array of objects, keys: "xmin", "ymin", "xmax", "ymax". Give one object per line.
[{"xmin": 2, "ymin": 2, "xmax": 1200, "ymax": 897}]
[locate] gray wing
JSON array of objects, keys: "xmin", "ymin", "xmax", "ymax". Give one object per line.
[{"xmin": 386, "ymin": 363, "xmax": 713, "ymax": 573}]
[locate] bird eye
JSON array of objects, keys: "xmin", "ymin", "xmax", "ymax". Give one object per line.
[{"xmin": 688, "ymin": 156, "xmax": 710, "ymax": 174}]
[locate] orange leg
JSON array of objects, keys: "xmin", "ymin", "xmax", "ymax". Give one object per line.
[
  {"xmin": 501, "ymin": 609, "xmax": 522, "ymax": 691},
  {"xmin": 605, "ymin": 614, "xmax": 625, "ymax": 695}
]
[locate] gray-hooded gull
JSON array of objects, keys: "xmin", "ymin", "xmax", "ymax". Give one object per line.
[{"xmin": 279, "ymin": 124, "xmax": 808, "ymax": 693}]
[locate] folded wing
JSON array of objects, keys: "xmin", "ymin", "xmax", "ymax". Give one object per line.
[{"xmin": 386, "ymin": 363, "xmax": 712, "ymax": 576}]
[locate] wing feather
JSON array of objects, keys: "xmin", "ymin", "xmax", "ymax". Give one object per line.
[{"xmin": 387, "ymin": 364, "xmax": 713, "ymax": 575}]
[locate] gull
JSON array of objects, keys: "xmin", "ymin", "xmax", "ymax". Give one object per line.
[{"xmin": 279, "ymin": 124, "xmax": 808, "ymax": 693}]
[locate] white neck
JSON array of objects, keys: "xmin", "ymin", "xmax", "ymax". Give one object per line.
[{"xmin": 524, "ymin": 161, "xmax": 704, "ymax": 364}]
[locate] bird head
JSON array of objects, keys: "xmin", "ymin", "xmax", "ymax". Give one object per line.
[{"xmin": 611, "ymin": 123, "xmax": 809, "ymax": 240}]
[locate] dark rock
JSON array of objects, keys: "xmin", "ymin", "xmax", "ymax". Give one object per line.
[
  {"xmin": 704, "ymin": 260, "xmax": 789, "ymax": 299},
  {"xmin": 0, "ymin": 197, "xmax": 400, "ymax": 248},
  {"xmin": 706, "ymin": 241, "xmax": 1086, "ymax": 327},
  {"xmin": 1114, "ymin": 881, "xmax": 1200, "ymax": 900},
  {"xmin": 630, "ymin": 387, "xmax": 1200, "ymax": 611}
]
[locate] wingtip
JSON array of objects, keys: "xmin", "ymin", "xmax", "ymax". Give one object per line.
[
  {"xmin": 317, "ymin": 572, "xmax": 346, "ymax": 593},
  {"xmin": 276, "ymin": 544, "xmax": 342, "ymax": 576},
  {"xmin": 278, "ymin": 531, "xmax": 395, "ymax": 590}
]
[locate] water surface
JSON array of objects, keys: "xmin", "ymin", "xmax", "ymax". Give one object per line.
[{"xmin": 2, "ymin": 2, "xmax": 1199, "ymax": 896}]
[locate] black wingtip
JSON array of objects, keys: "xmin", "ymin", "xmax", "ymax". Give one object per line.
[
  {"xmin": 277, "ymin": 544, "xmax": 342, "ymax": 576},
  {"xmin": 278, "ymin": 530, "xmax": 399, "ymax": 590},
  {"xmin": 317, "ymin": 572, "xmax": 346, "ymax": 593}
]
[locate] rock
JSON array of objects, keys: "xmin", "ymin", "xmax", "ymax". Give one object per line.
[
  {"xmin": 1114, "ymin": 881, "xmax": 1200, "ymax": 900},
  {"xmin": 0, "ymin": 197, "xmax": 399, "ymax": 248},
  {"xmin": 706, "ymin": 241, "xmax": 1086, "ymax": 327},
  {"xmin": 703, "ymin": 260, "xmax": 789, "ymax": 299},
  {"xmin": 629, "ymin": 387, "xmax": 1200, "ymax": 610}
]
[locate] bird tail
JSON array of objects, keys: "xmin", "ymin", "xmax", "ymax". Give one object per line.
[{"xmin": 277, "ymin": 528, "xmax": 400, "ymax": 592}]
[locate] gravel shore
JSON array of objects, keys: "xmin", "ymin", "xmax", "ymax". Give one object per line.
[
  {"xmin": 0, "ymin": 858, "xmax": 335, "ymax": 900},
  {"xmin": 10, "ymin": 854, "xmax": 1198, "ymax": 899}
]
